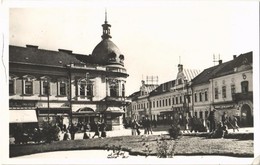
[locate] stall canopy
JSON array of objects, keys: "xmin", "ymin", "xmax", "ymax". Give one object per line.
[
  {"xmin": 9, "ymin": 110, "xmax": 38, "ymax": 123},
  {"xmin": 105, "ymin": 107, "xmax": 124, "ymax": 113},
  {"xmin": 72, "ymin": 107, "xmax": 99, "ymax": 117}
]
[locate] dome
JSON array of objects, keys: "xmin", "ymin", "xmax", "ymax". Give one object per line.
[{"xmin": 91, "ymin": 39, "xmax": 124, "ymax": 66}]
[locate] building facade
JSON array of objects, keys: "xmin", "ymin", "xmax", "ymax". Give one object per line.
[
  {"xmin": 9, "ymin": 16, "xmax": 129, "ymax": 130},
  {"xmin": 128, "ymin": 52, "xmax": 253, "ymax": 127}
]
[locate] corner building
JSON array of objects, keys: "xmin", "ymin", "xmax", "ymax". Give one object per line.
[{"xmin": 9, "ymin": 16, "xmax": 129, "ymax": 130}]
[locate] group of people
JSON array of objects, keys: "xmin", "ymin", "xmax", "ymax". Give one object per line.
[
  {"xmin": 208, "ymin": 110, "xmax": 240, "ymax": 138},
  {"xmin": 63, "ymin": 120, "xmax": 107, "ymax": 141},
  {"xmin": 131, "ymin": 117, "xmax": 154, "ymax": 136}
]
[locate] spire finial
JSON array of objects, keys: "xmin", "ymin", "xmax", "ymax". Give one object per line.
[{"xmin": 105, "ymin": 9, "xmax": 108, "ymax": 23}]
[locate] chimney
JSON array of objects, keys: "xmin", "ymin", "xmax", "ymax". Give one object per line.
[
  {"xmin": 26, "ymin": 45, "xmax": 38, "ymax": 49},
  {"xmin": 233, "ymin": 55, "xmax": 237, "ymax": 59},
  {"xmin": 58, "ymin": 49, "xmax": 73, "ymax": 54},
  {"xmin": 218, "ymin": 60, "xmax": 222, "ymax": 65}
]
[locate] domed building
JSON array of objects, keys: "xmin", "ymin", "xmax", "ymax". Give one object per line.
[{"xmin": 9, "ymin": 13, "xmax": 129, "ymax": 132}]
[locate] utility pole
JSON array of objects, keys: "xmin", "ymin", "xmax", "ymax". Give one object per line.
[{"xmin": 47, "ymin": 80, "xmax": 50, "ymax": 124}]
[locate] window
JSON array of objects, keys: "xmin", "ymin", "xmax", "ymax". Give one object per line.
[
  {"xmin": 231, "ymin": 84, "xmax": 236, "ymax": 95},
  {"xmin": 153, "ymin": 101, "xmax": 155, "ymax": 108},
  {"xmin": 241, "ymin": 81, "xmax": 248, "ymax": 94},
  {"xmin": 109, "ymin": 80, "xmax": 119, "ymax": 97},
  {"xmin": 160, "ymin": 100, "xmax": 162, "ymax": 107},
  {"xmin": 157, "ymin": 101, "xmax": 159, "ymax": 107},
  {"xmin": 199, "ymin": 92, "xmax": 202, "ymax": 102},
  {"xmin": 178, "ymin": 78, "xmax": 182, "ymax": 85},
  {"xmin": 25, "ymin": 81, "xmax": 33, "ymax": 95},
  {"xmin": 194, "ymin": 93, "xmax": 197, "ymax": 102},
  {"xmin": 9, "ymin": 80, "xmax": 14, "ymax": 95},
  {"xmin": 222, "ymin": 86, "xmax": 226, "ymax": 98},
  {"xmin": 23, "ymin": 75, "xmax": 35, "ymax": 95},
  {"xmin": 168, "ymin": 98, "xmax": 171, "ymax": 106},
  {"xmin": 176, "ymin": 97, "xmax": 178, "ymax": 104},
  {"xmin": 78, "ymin": 79, "xmax": 94, "ymax": 98},
  {"xmin": 122, "ymin": 84, "xmax": 125, "ymax": 97},
  {"xmin": 194, "ymin": 111, "xmax": 197, "ymax": 118},
  {"xmin": 162, "ymin": 100, "xmax": 165, "ymax": 107},
  {"xmin": 172, "ymin": 97, "xmax": 175, "ymax": 105},
  {"xmin": 205, "ymin": 111, "xmax": 209, "ymax": 119},
  {"xmin": 42, "ymin": 81, "xmax": 49, "ymax": 95},
  {"xmin": 165, "ymin": 99, "xmax": 168, "ymax": 106},
  {"xmin": 199, "ymin": 111, "xmax": 203, "ymax": 119},
  {"xmin": 80, "ymin": 83, "xmax": 86, "ymax": 96},
  {"xmin": 59, "ymin": 82, "xmax": 66, "ymax": 96},
  {"xmin": 205, "ymin": 91, "xmax": 208, "ymax": 101},
  {"xmin": 214, "ymin": 87, "xmax": 219, "ymax": 99},
  {"xmin": 180, "ymin": 96, "xmax": 182, "ymax": 103}
]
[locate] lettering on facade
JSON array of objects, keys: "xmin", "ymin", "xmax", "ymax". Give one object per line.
[{"xmin": 214, "ymin": 104, "xmax": 235, "ymax": 110}]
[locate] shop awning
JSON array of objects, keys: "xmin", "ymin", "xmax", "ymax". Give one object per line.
[
  {"xmin": 72, "ymin": 107, "xmax": 99, "ymax": 117},
  {"xmin": 105, "ymin": 107, "xmax": 124, "ymax": 114},
  {"xmin": 9, "ymin": 110, "xmax": 38, "ymax": 123}
]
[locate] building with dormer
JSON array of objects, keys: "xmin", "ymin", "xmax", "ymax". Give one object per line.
[{"xmin": 9, "ymin": 13, "xmax": 129, "ymax": 130}]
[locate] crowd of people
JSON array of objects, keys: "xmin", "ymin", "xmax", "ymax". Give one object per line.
[{"xmin": 129, "ymin": 110, "xmax": 240, "ymax": 139}]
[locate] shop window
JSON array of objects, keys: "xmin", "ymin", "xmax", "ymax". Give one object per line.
[{"xmin": 199, "ymin": 111, "xmax": 203, "ymax": 119}]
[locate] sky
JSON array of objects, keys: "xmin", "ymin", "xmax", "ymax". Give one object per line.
[{"xmin": 8, "ymin": 0, "xmax": 259, "ymax": 96}]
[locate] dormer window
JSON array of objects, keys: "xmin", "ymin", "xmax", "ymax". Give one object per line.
[
  {"xmin": 108, "ymin": 52, "xmax": 116, "ymax": 62},
  {"xmin": 119, "ymin": 54, "xmax": 124, "ymax": 64}
]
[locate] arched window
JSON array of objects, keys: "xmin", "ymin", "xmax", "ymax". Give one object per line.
[{"xmin": 78, "ymin": 78, "xmax": 94, "ymax": 98}]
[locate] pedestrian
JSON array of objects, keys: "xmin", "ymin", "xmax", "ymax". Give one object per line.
[
  {"xmin": 100, "ymin": 121, "xmax": 107, "ymax": 138},
  {"xmin": 183, "ymin": 117, "xmax": 190, "ymax": 133},
  {"xmin": 146, "ymin": 117, "xmax": 153, "ymax": 135},
  {"xmin": 131, "ymin": 119, "xmax": 140, "ymax": 135},
  {"xmin": 233, "ymin": 116, "xmax": 239, "ymax": 132},
  {"xmin": 222, "ymin": 112, "xmax": 228, "ymax": 125},
  {"xmin": 208, "ymin": 109, "xmax": 216, "ymax": 132},
  {"xmin": 63, "ymin": 129, "xmax": 71, "ymax": 140},
  {"xmin": 92, "ymin": 121, "xmax": 100, "ymax": 138},
  {"xmin": 69, "ymin": 123, "xmax": 77, "ymax": 140}
]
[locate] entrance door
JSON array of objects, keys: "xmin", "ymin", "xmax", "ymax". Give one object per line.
[{"xmin": 241, "ymin": 104, "xmax": 253, "ymax": 127}]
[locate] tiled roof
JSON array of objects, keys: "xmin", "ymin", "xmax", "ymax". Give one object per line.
[
  {"xmin": 191, "ymin": 52, "xmax": 252, "ymax": 85},
  {"xmin": 214, "ymin": 52, "xmax": 252, "ymax": 77},
  {"xmin": 9, "ymin": 45, "xmax": 86, "ymax": 67}
]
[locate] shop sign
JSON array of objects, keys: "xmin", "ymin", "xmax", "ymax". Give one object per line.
[{"xmin": 214, "ymin": 104, "xmax": 235, "ymax": 110}]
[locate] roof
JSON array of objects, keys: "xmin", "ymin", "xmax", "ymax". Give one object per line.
[
  {"xmin": 192, "ymin": 52, "xmax": 252, "ymax": 85},
  {"xmin": 9, "ymin": 45, "xmax": 84, "ymax": 67},
  {"xmin": 91, "ymin": 39, "xmax": 123, "ymax": 65},
  {"xmin": 183, "ymin": 69, "xmax": 201, "ymax": 81},
  {"xmin": 149, "ymin": 80, "xmax": 175, "ymax": 96}
]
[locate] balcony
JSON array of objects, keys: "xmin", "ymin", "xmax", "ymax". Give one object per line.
[{"xmin": 232, "ymin": 92, "xmax": 253, "ymax": 102}]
